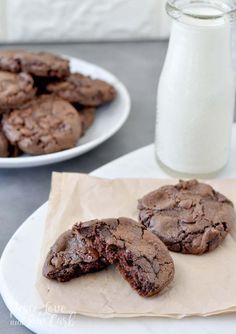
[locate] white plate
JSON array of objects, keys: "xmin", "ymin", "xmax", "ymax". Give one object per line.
[
  {"xmin": 0, "ymin": 56, "xmax": 131, "ymax": 168},
  {"xmin": 1, "ymin": 135, "xmax": 236, "ymax": 334}
]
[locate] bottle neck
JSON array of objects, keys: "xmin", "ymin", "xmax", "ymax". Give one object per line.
[
  {"xmin": 166, "ymin": 0, "xmax": 235, "ymax": 23},
  {"xmin": 167, "ymin": 18, "xmax": 232, "ymax": 62}
]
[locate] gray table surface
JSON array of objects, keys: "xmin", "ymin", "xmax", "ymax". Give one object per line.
[{"xmin": 0, "ymin": 41, "xmax": 168, "ymax": 333}]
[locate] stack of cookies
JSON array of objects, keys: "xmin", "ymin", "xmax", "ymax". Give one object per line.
[{"xmin": 0, "ymin": 50, "xmax": 117, "ymax": 157}]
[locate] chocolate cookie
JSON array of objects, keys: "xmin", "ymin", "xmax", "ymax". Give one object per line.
[
  {"xmin": 78, "ymin": 107, "xmax": 95, "ymax": 135},
  {"xmin": 0, "ymin": 125, "xmax": 21, "ymax": 157},
  {"xmin": 0, "ymin": 50, "xmax": 21, "ymax": 72},
  {"xmin": 0, "ymin": 71, "xmax": 35, "ymax": 111},
  {"xmin": 43, "ymin": 229, "xmax": 109, "ymax": 282},
  {"xmin": 2, "ymin": 95, "xmax": 82, "ymax": 155},
  {"xmin": 0, "ymin": 50, "xmax": 70, "ymax": 78},
  {"xmin": 138, "ymin": 180, "xmax": 235, "ymax": 255},
  {"xmin": 77, "ymin": 217, "xmax": 174, "ymax": 297},
  {"xmin": 46, "ymin": 73, "xmax": 117, "ymax": 106},
  {"xmin": 0, "ymin": 127, "xmax": 9, "ymax": 157}
]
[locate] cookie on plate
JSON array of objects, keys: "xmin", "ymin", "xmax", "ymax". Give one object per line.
[
  {"xmin": 138, "ymin": 179, "xmax": 235, "ymax": 255},
  {"xmin": 0, "ymin": 126, "xmax": 20, "ymax": 157},
  {"xmin": 0, "ymin": 127, "xmax": 8, "ymax": 157},
  {"xmin": 0, "ymin": 71, "xmax": 35, "ymax": 111},
  {"xmin": 43, "ymin": 229, "xmax": 109, "ymax": 282},
  {"xmin": 0, "ymin": 50, "xmax": 21, "ymax": 73},
  {"xmin": 77, "ymin": 217, "xmax": 174, "ymax": 297},
  {"xmin": 77, "ymin": 107, "xmax": 96, "ymax": 135},
  {"xmin": 2, "ymin": 95, "xmax": 82, "ymax": 155},
  {"xmin": 0, "ymin": 50, "xmax": 70, "ymax": 78},
  {"xmin": 46, "ymin": 73, "xmax": 117, "ymax": 106}
]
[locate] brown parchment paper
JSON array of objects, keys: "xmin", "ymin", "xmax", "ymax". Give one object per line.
[{"xmin": 36, "ymin": 173, "xmax": 236, "ymax": 318}]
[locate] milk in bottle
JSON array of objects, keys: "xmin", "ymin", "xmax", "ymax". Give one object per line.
[{"xmin": 155, "ymin": 0, "xmax": 235, "ymax": 175}]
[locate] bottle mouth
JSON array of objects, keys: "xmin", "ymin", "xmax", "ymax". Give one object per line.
[{"xmin": 166, "ymin": 0, "xmax": 236, "ymax": 22}]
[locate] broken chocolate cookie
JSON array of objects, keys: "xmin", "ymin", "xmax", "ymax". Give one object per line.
[
  {"xmin": 76, "ymin": 217, "xmax": 174, "ymax": 297},
  {"xmin": 43, "ymin": 229, "xmax": 109, "ymax": 282}
]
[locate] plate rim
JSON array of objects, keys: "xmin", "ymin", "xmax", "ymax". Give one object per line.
[{"xmin": 1, "ymin": 148, "xmax": 236, "ymax": 333}]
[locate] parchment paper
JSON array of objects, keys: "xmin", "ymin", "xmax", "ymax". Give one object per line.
[{"xmin": 36, "ymin": 173, "xmax": 236, "ymax": 318}]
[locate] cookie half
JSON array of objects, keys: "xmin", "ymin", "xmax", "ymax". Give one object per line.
[
  {"xmin": 76, "ymin": 217, "xmax": 174, "ymax": 297},
  {"xmin": 138, "ymin": 179, "xmax": 235, "ymax": 255},
  {"xmin": 2, "ymin": 95, "xmax": 82, "ymax": 155},
  {"xmin": 0, "ymin": 71, "xmax": 35, "ymax": 111},
  {"xmin": 43, "ymin": 229, "xmax": 109, "ymax": 282},
  {"xmin": 46, "ymin": 73, "xmax": 117, "ymax": 107}
]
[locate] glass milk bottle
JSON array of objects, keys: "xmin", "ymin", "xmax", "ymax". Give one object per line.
[{"xmin": 155, "ymin": 0, "xmax": 236, "ymax": 176}]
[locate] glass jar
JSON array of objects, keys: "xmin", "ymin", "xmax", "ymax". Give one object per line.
[{"xmin": 155, "ymin": 0, "xmax": 236, "ymax": 176}]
